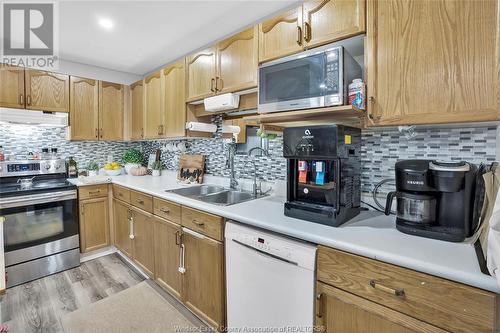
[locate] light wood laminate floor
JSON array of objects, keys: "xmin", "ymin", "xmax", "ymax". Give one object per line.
[{"xmin": 0, "ymin": 253, "xmax": 145, "ymax": 333}]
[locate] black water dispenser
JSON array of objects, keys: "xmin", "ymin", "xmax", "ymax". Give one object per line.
[{"xmin": 283, "ymin": 125, "xmax": 361, "ymax": 226}]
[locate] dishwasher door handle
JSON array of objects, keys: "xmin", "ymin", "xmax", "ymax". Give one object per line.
[{"xmin": 232, "ymin": 239, "xmax": 298, "ymax": 266}]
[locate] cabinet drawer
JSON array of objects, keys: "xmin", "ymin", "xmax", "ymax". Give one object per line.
[
  {"xmin": 317, "ymin": 246, "xmax": 497, "ymax": 333},
  {"xmin": 181, "ymin": 206, "xmax": 223, "ymax": 241},
  {"xmin": 130, "ymin": 190, "xmax": 153, "ymax": 213},
  {"xmin": 153, "ymin": 197, "xmax": 181, "ymax": 224},
  {"xmin": 113, "ymin": 184, "xmax": 130, "ymax": 203},
  {"xmin": 79, "ymin": 184, "xmax": 108, "ymax": 200}
]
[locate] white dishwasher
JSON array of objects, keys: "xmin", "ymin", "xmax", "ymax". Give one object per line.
[{"xmin": 225, "ymin": 221, "xmax": 317, "ymax": 332}]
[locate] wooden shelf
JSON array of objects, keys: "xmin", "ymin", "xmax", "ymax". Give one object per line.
[{"xmin": 243, "ymin": 105, "xmax": 365, "ymax": 126}]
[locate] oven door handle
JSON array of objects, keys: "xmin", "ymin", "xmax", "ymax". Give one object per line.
[{"xmin": 0, "ymin": 190, "xmax": 77, "ymax": 209}]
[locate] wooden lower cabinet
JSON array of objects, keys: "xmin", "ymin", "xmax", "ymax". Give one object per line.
[
  {"xmin": 79, "ymin": 197, "xmax": 109, "ymax": 253},
  {"xmin": 154, "ymin": 216, "xmax": 182, "ymax": 299},
  {"xmin": 316, "ymin": 282, "xmax": 447, "ymax": 333},
  {"xmin": 130, "ymin": 207, "xmax": 155, "ymax": 277},
  {"xmin": 113, "ymin": 199, "xmax": 133, "ymax": 257},
  {"xmin": 182, "ymin": 229, "xmax": 225, "ymax": 329}
]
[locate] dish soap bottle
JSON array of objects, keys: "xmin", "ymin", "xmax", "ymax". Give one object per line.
[{"xmin": 68, "ymin": 157, "xmax": 78, "ymax": 178}]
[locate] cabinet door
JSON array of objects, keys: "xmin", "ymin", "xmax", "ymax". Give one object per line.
[
  {"xmin": 316, "ymin": 282, "xmax": 447, "ymax": 333},
  {"xmin": 131, "ymin": 207, "xmax": 155, "ymax": 277},
  {"xmin": 258, "ymin": 6, "xmax": 303, "ymax": 63},
  {"xmin": 186, "ymin": 47, "xmax": 216, "ymax": 102},
  {"xmin": 182, "ymin": 230, "xmax": 224, "ymax": 329},
  {"xmin": 144, "ymin": 71, "xmax": 163, "ymax": 139},
  {"xmin": 113, "ymin": 199, "xmax": 132, "ymax": 257},
  {"xmin": 99, "ymin": 81, "xmax": 124, "ymax": 140},
  {"xmin": 217, "ymin": 26, "xmax": 258, "ymax": 94},
  {"xmin": 163, "ymin": 61, "xmax": 186, "ymax": 137},
  {"xmin": 130, "ymin": 80, "xmax": 144, "ymax": 140},
  {"xmin": 70, "ymin": 77, "xmax": 99, "ymax": 140},
  {"xmin": 25, "ymin": 69, "xmax": 69, "ymax": 112},
  {"xmin": 154, "ymin": 216, "xmax": 182, "ymax": 298},
  {"xmin": 303, "ymin": 0, "xmax": 365, "ymax": 49},
  {"xmin": 79, "ymin": 197, "xmax": 109, "ymax": 253},
  {"xmin": 367, "ymin": 0, "xmax": 500, "ymax": 125},
  {"xmin": 0, "ymin": 65, "xmax": 25, "ymax": 108}
]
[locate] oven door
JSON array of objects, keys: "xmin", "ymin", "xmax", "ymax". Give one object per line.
[
  {"xmin": 0, "ymin": 190, "xmax": 79, "ymax": 266},
  {"xmin": 258, "ymin": 52, "xmax": 327, "ymax": 113}
]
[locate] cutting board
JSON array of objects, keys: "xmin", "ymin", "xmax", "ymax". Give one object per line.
[{"xmin": 178, "ymin": 154, "xmax": 205, "ymax": 184}]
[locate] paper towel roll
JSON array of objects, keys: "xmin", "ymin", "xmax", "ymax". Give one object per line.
[
  {"xmin": 221, "ymin": 125, "xmax": 241, "ymax": 134},
  {"xmin": 185, "ymin": 122, "xmax": 217, "ymax": 133}
]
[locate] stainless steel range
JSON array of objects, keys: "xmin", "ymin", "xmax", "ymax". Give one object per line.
[{"xmin": 0, "ymin": 159, "xmax": 80, "ymax": 288}]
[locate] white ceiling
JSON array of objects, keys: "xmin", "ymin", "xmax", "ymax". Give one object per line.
[{"xmin": 58, "ymin": 1, "xmax": 298, "ymax": 76}]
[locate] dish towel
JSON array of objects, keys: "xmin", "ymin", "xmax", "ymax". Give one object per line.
[{"xmin": 487, "ymin": 190, "xmax": 500, "ymax": 285}]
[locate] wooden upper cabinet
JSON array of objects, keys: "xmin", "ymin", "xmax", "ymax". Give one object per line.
[
  {"xmin": 316, "ymin": 282, "xmax": 447, "ymax": 333},
  {"xmin": 144, "ymin": 71, "xmax": 163, "ymax": 139},
  {"xmin": 130, "ymin": 80, "xmax": 144, "ymax": 140},
  {"xmin": 216, "ymin": 26, "xmax": 259, "ymax": 93},
  {"xmin": 25, "ymin": 69, "xmax": 69, "ymax": 112},
  {"xmin": 70, "ymin": 77, "xmax": 99, "ymax": 140},
  {"xmin": 163, "ymin": 61, "xmax": 186, "ymax": 137},
  {"xmin": 99, "ymin": 81, "xmax": 124, "ymax": 140},
  {"xmin": 258, "ymin": 6, "xmax": 303, "ymax": 63},
  {"xmin": 0, "ymin": 65, "xmax": 25, "ymax": 108},
  {"xmin": 303, "ymin": 0, "xmax": 366, "ymax": 49},
  {"xmin": 367, "ymin": 0, "xmax": 500, "ymax": 126},
  {"xmin": 186, "ymin": 47, "xmax": 217, "ymax": 102}
]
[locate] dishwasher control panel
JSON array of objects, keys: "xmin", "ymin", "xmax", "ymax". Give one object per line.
[{"xmin": 225, "ymin": 221, "xmax": 317, "ymax": 270}]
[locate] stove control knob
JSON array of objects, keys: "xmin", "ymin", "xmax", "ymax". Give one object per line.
[
  {"xmin": 43, "ymin": 163, "xmax": 51, "ymax": 170},
  {"xmin": 54, "ymin": 163, "xmax": 61, "ymax": 170}
]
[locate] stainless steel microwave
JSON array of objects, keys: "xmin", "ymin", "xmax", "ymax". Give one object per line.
[{"xmin": 258, "ymin": 44, "xmax": 362, "ymax": 113}]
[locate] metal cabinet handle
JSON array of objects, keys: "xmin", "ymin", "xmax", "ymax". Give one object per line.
[
  {"xmin": 296, "ymin": 26, "xmax": 302, "ymax": 46},
  {"xmin": 19, "ymin": 94, "xmax": 24, "ymax": 105},
  {"xmin": 88, "ymin": 190, "xmax": 101, "ymax": 195},
  {"xmin": 192, "ymin": 219, "xmax": 205, "ymax": 227},
  {"xmin": 99, "ymin": 128, "xmax": 103, "ymax": 138},
  {"xmin": 304, "ymin": 22, "xmax": 312, "ymax": 42},
  {"xmin": 118, "ymin": 192, "xmax": 123, "ymax": 197},
  {"xmin": 26, "ymin": 95, "xmax": 32, "ymax": 106},
  {"xmin": 95, "ymin": 128, "xmax": 98, "ymax": 138},
  {"xmin": 175, "ymin": 230, "xmax": 181, "ymax": 245},
  {"xmin": 210, "ymin": 78, "xmax": 215, "ymax": 92},
  {"xmin": 141, "ymin": 128, "xmax": 144, "ymax": 138},
  {"xmin": 316, "ymin": 293, "xmax": 323, "ymax": 318},
  {"xmin": 160, "ymin": 208, "xmax": 170, "ymax": 214},
  {"xmin": 370, "ymin": 280, "xmax": 405, "ymax": 298},
  {"xmin": 136, "ymin": 199, "xmax": 144, "ymax": 204},
  {"xmin": 215, "ymin": 77, "xmax": 223, "ymax": 92}
]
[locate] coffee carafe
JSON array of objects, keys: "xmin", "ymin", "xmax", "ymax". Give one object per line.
[{"xmin": 385, "ymin": 160, "xmax": 477, "ymax": 242}]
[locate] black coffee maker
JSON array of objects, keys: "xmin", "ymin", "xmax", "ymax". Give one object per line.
[
  {"xmin": 385, "ymin": 160, "xmax": 477, "ymax": 242},
  {"xmin": 283, "ymin": 125, "xmax": 361, "ymax": 226}
]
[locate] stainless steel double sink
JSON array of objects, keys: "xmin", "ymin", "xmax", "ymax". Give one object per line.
[{"xmin": 166, "ymin": 185, "xmax": 266, "ymax": 206}]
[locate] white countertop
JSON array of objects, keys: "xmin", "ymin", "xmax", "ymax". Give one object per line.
[{"xmin": 70, "ymin": 173, "xmax": 500, "ymax": 293}]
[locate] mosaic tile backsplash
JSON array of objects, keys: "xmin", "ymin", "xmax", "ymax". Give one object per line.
[
  {"xmin": 0, "ymin": 124, "xmax": 141, "ymax": 168},
  {"xmin": 0, "ymin": 122, "xmax": 497, "ymax": 195}
]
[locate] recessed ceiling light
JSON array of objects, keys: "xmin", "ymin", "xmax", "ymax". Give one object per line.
[{"xmin": 98, "ymin": 18, "xmax": 113, "ymax": 30}]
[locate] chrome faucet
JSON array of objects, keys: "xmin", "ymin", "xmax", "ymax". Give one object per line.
[
  {"xmin": 243, "ymin": 160, "xmax": 261, "ymax": 197},
  {"xmin": 226, "ymin": 139, "xmax": 238, "ymax": 189}
]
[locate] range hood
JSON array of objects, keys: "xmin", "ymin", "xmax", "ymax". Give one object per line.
[{"xmin": 0, "ymin": 108, "xmax": 68, "ymax": 127}]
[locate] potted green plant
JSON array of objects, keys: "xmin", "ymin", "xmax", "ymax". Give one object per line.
[
  {"xmin": 151, "ymin": 160, "xmax": 162, "ymax": 177},
  {"xmin": 87, "ymin": 161, "xmax": 99, "ymax": 177},
  {"xmin": 122, "ymin": 148, "xmax": 144, "ymax": 174}
]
